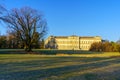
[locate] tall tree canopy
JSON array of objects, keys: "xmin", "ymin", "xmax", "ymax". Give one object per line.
[{"xmin": 0, "ymin": 7, "xmax": 47, "ymax": 52}]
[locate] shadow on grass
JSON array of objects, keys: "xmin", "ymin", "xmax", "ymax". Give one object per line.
[
  {"xmin": 0, "ymin": 49, "xmax": 102, "ymax": 54},
  {"xmin": 0, "ymin": 57, "xmax": 120, "ymax": 80},
  {"xmin": 0, "ymin": 49, "xmax": 26, "ymax": 54}
]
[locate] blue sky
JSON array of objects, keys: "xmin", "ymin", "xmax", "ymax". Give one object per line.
[{"xmin": 0, "ymin": 0, "xmax": 120, "ymax": 41}]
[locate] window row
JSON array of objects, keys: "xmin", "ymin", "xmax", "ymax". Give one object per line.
[
  {"xmin": 56, "ymin": 40, "xmax": 100, "ymax": 44},
  {"xmin": 80, "ymin": 46, "xmax": 90, "ymax": 49},
  {"xmin": 58, "ymin": 45, "xmax": 79, "ymax": 48}
]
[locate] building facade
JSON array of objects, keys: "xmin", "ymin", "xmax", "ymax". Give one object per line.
[{"xmin": 45, "ymin": 35, "xmax": 102, "ymax": 50}]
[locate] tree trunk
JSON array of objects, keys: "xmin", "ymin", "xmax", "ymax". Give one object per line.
[
  {"xmin": 27, "ymin": 45, "xmax": 32, "ymax": 52},
  {"xmin": 24, "ymin": 43, "xmax": 32, "ymax": 52}
]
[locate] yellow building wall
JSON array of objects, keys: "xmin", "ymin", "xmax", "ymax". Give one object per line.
[{"xmin": 45, "ymin": 36, "xmax": 101, "ymax": 50}]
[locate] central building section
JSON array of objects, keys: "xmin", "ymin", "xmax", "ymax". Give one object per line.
[{"xmin": 56, "ymin": 36, "xmax": 80, "ymax": 50}]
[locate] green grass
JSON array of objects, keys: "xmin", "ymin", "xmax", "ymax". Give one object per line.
[
  {"xmin": 0, "ymin": 49, "xmax": 100, "ymax": 54},
  {"xmin": 0, "ymin": 53, "xmax": 120, "ymax": 80}
]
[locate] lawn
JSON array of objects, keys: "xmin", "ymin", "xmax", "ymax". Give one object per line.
[{"xmin": 0, "ymin": 53, "xmax": 120, "ymax": 80}]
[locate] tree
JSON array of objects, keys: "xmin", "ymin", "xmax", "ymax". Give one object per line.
[
  {"xmin": 40, "ymin": 39, "xmax": 45, "ymax": 49},
  {"xmin": 116, "ymin": 39, "xmax": 120, "ymax": 53},
  {"xmin": 0, "ymin": 5, "xmax": 7, "ymax": 33},
  {"xmin": 45, "ymin": 37, "xmax": 58, "ymax": 49},
  {"xmin": 89, "ymin": 42, "xmax": 102, "ymax": 52},
  {"xmin": 116, "ymin": 39, "xmax": 120, "ymax": 44},
  {"xmin": 32, "ymin": 32, "xmax": 41, "ymax": 49},
  {"xmin": 0, "ymin": 7, "xmax": 47, "ymax": 52},
  {"xmin": 0, "ymin": 5, "xmax": 6, "ymax": 15},
  {"xmin": 0, "ymin": 35, "xmax": 7, "ymax": 48},
  {"xmin": 90, "ymin": 41, "xmax": 120, "ymax": 52},
  {"xmin": 102, "ymin": 42, "xmax": 113, "ymax": 52},
  {"xmin": 6, "ymin": 32, "xmax": 21, "ymax": 49}
]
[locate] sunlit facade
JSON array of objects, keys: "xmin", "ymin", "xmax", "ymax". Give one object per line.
[{"xmin": 45, "ymin": 35, "xmax": 102, "ymax": 50}]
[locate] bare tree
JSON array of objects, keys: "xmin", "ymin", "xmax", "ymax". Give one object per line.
[
  {"xmin": 0, "ymin": 5, "xmax": 6, "ymax": 14},
  {"xmin": 0, "ymin": 7, "xmax": 47, "ymax": 52}
]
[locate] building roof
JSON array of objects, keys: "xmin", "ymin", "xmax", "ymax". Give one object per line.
[{"xmin": 50, "ymin": 35, "xmax": 101, "ymax": 39}]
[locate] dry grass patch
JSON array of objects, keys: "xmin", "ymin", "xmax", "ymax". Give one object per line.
[{"xmin": 0, "ymin": 53, "xmax": 120, "ymax": 80}]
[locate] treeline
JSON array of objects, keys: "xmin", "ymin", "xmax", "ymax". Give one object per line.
[
  {"xmin": 0, "ymin": 34, "xmax": 44, "ymax": 49},
  {"xmin": 90, "ymin": 41, "xmax": 120, "ymax": 52}
]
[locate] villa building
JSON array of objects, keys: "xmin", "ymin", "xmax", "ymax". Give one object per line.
[{"xmin": 45, "ymin": 35, "xmax": 102, "ymax": 50}]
